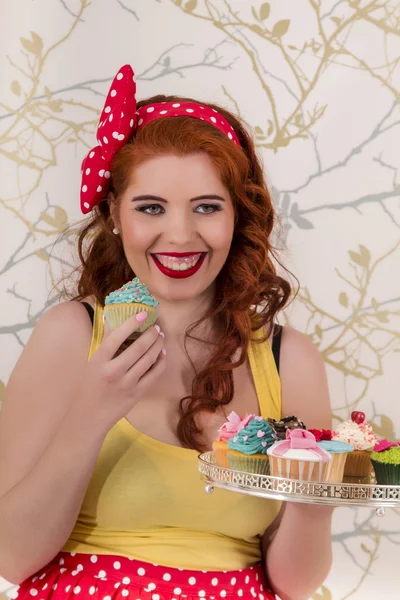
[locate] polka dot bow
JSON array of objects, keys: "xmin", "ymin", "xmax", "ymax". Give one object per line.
[{"xmin": 80, "ymin": 64, "xmax": 241, "ymax": 214}]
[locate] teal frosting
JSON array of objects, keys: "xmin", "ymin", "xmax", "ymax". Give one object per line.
[
  {"xmin": 105, "ymin": 277, "xmax": 159, "ymax": 308},
  {"xmin": 228, "ymin": 417, "xmax": 277, "ymax": 455},
  {"xmin": 318, "ymin": 440, "xmax": 354, "ymax": 454}
]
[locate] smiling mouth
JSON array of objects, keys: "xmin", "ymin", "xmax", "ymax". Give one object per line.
[{"xmin": 151, "ymin": 252, "xmax": 206, "ymax": 272}]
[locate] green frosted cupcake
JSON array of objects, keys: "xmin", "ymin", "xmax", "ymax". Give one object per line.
[
  {"xmin": 104, "ymin": 277, "xmax": 159, "ymax": 335},
  {"xmin": 227, "ymin": 417, "xmax": 277, "ymax": 475},
  {"xmin": 370, "ymin": 440, "xmax": 400, "ymax": 485}
]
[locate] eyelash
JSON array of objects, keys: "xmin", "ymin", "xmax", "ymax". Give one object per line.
[{"xmin": 135, "ymin": 204, "xmax": 223, "ymax": 216}]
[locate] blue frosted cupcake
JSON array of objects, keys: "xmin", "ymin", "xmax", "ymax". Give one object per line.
[
  {"xmin": 318, "ymin": 440, "xmax": 354, "ymax": 482},
  {"xmin": 104, "ymin": 277, "xmax": 159, "ymax": 335},
  {"xmin": 227, "ymin": 417, "xmax": 277, "ymax": 475}
]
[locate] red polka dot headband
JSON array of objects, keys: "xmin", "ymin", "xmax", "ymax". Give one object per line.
[{"xmin": 80, "ymin": 64, "xmax": 240, "ymax": 214}]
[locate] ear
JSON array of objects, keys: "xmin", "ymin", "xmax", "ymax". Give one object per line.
[{"xmin": 108, "ymin": 192, "xmax": 119, "ymax": 226}]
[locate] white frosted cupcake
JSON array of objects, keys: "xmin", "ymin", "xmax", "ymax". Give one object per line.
[
  {"xmin": 267, "ymin": 429, "xmax": 331, "ymax": 482},
  {"xmin": 333, "ymin": 411, "xmax": 378, "ymax": 483}
]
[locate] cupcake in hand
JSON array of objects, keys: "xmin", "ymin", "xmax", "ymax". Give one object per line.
[
  {"xmin": 333, "ymin": 411, "xmax": 378, "ymax": 484},
  {"xmin": 370, "ymin": 439, "xmax": 400, "ymax": 485},
  {"xmin": 212, "ymin": 412, "xmax": 253, "ymax": 468},
  {"xmin": 267, "ymin": 429, "xmax": 331, "ymax": 482},
  {"xmin": 103, "ymin": 277, "xmax": 159, "ymax": 357},
  {"xmin": 227, "ymin": 417, "xmax": 277, "ymax": 475}
]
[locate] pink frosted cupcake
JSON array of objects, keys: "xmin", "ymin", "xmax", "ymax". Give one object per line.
[
  {"xmin": 333, "ymin": 411, "xmax": 378, "ymax": 483},
  {"xmin": 213, "ymin": 412, "xmax": 253, "ymax": 468},
  {"xmin": 267, "ymin": 429, "xmax": 331, "ymax": 482}
]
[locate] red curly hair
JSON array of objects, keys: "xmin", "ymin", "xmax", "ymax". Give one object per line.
[{"xmin": 71, "ymin": 94, "xmax": 292, "ymax": 451}]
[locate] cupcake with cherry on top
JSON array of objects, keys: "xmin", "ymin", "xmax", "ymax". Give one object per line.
[{"xmin": 332, "ymin": 411, "xmax": 378, "ymax": 484}]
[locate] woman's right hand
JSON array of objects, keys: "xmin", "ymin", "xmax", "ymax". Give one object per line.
[{"xmin": 71, "ymin": 311, "xmax": 166, "ymax": 432}]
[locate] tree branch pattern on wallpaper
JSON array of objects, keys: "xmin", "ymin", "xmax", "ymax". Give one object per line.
[{"xmin": 0, "ymin": 1, "xmax": 399, "ymax": 598}]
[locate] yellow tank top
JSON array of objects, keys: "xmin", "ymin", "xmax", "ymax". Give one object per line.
[{"xmin": 62, "ymin": 301, "xmax": 282, "ymax": 571}]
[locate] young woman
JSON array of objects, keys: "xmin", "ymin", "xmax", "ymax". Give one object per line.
[{"xmin": 0, "ymin": 65, "xmax": 333, "ymax": 600}]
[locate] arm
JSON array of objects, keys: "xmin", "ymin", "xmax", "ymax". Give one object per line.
[
  {"xmin": 0, "ymin": 301, "xmax": 165, "ymax": 584},
  {"xmin": 263, "ymin": 327, "xmax": 333, "ymax": 600},
  {"xmin": 0, "ymin": 302, "xmax": 107, "ymax": 584}
]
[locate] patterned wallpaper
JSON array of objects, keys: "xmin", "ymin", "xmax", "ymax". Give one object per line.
[{"xmin": 0, "ymin": 1, "xmax": 399, "ymax": 598}]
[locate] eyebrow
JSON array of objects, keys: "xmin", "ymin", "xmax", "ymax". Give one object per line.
[{"xmin": 130, "ymin": 194, "xmax": 225, "ymax": 203}]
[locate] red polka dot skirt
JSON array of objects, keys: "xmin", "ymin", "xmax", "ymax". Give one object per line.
[{"xmin": 14, "ymin": 552, "xmax": 277, "ymax": 599}]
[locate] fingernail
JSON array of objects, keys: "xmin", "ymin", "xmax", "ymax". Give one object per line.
[
  {"xmin": 135, "ymin": 311, "xmax": 148, "ymax": 323},
  {"xmin": 154, "ymin": 324, "xmax": 161, "ymax": 333},
  {"xmin": 159, "ymin": 331, "xmax": 165, "ymax": 338},
  {"xmin": 162, "ymin": 347, "xmax": 167, "ymax": 355}
]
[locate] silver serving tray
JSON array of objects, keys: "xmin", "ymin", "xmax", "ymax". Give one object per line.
[{"xmin": 198, "ymin": 451, "xmax": 400, "ymax": 516}]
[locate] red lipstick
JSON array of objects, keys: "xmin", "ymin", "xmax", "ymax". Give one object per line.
[{"xmin": 151, "ymin": 253, "xmax": 207, "ymax": 279}]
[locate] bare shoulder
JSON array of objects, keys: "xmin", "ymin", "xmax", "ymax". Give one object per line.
[
  {"xmin": 279, "ymin": 326, "xmax": 332, "ymax": 429},
  {"xmin": 0, "ymin": 299, "xmax": 94, "ymax": 497}
]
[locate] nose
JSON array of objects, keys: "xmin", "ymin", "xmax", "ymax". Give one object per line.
[{"xmin": 164, "ymin": 210, "xmax": 197, "ymax": 245}]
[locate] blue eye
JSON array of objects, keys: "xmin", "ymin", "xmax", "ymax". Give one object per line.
[
  {"xmin": 135, "ymin": 204, "xmax": 222, "ymax": 215},
  {"xmin": 135, "ymin": 205, "xmax": 164, "ymax": 215},
  {"xmin": 195, "ymin": 204, "xmax": 223, "ymax": 214}
]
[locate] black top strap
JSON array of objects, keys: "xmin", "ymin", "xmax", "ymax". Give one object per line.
[
  {"xmin": 271, "ymin": 324, "xmax": 282, "ymax": 374},
  {"xmin": 81, "ymin": 301, "xmax": 95, "ymax": 326},
  {"xmin": 81, "ymin": 301, "xmax": 283, "ymax": 374}
]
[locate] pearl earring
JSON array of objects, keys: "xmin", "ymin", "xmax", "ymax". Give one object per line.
[{"xmin": 113, "ymin": 227, "xmax": 119, "ymax": 235}]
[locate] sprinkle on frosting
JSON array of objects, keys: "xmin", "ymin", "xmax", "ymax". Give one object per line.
[
  {"xmin": 332, "ymin": 418, "xmax": 378, "ymax": 451},
  {"xmin": 228, "ymin": 418, "xmax": 277, "ymax": 455},
  {"xmin": 105, "ymin": 277, "xmax": 159, "ymax": 307}
]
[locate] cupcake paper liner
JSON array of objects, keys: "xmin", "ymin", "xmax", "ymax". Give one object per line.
[
  {"xmin": 325, "ymin": 453, "xmax": 349, "ymax": 483},
  {"xmin": 343, "ymin": 450, "xmax": 373, "ymax": 478},
  {"xmin": 370, "ymin": 460, "xmax": 400, "ymax": 485},
  {"xmin": 104, "ymin": 303, "xmax": 158, "ymax": 333},
  {"xmin": 212, "ymin": 441, "xmax": 230, "ymax": 469},
  {"xmin": 268, "ymin": 455, "xmax": 330, "ymax": 482},
  {"xmin": 227, "ymin": 451, "xmax": 270, "ymax": 475}
]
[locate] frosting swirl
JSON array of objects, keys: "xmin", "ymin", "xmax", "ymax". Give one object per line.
[
  {"xmin": 217, "ymin": 412, "xmax": 254, "ymax": 443},
  {"xmin": 228, "ymin": 417, "xmax": 277, "ymax": 455},
  {"xmin": 105, "ymin": 277, "xmax": 159, "ymax": 308},
  {"xmin": 332, "ymin": 419, "xmax": 378, "ymax": 451}
]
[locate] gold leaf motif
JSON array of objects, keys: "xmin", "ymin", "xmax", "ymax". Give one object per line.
[
  {"xmin": 35, "ymin": 249, "xmax": 49, "ymax": 261},
  {"xmin": 267, "ymin": 119, "xmax": 274, "ymax": 136},
  {"xmin": 375, "ymin": 311, "xmax": 389, "ymax": 323},
  {"xmin": 331, "ymin": 17, "xmax": 342, "ymax": 26},
  {"xmin": 20, "ymin": 31, "xmax": 43, "ymax": 55},
  {"xmin": 348, "ymin": 245, "xmax": 371, "ymax": 267},
  {"xmin": 49, "ymin": 99, "xmax": 63, "ymax": 113},
  {"xmin": 184, "ymin": 0, "xmax": 197, "ymax": 12},
  {"xmin": 250, "ymin": 24, "xmax": 264, "ymax": 34},
  {"xmin": 11, "ymin": 80, "xmax": 21, "ymax": 96},
  {"xmin": 312, "ymin": 585, "xmax": 332, "ymax": 599},
  {"xmin": 40, "ymin": 206, "xmax": 68, "ymax": 231},
  {"xmin": 373, "ymin": 415, "xmax": 395, "ymax": 439},
  {"xmin": 339, "ymin": 292, "xmax": 349, "ymax": 307},
  {"xmin": 53, "ymin": 206, "xmax": 68, "ymax": 231},
  {"xmin": 315, "ymin": 324, "xmax": 323, "ymax": 338},
  {"xmin": 260, "ymin": 2, "xmax": 271, "ymax": 21},
  {"xmin": 272, "ymin": 19, "xmax": 290, "ymax": 38},
  {"xmin": 371, "ymin": 297, "xmax": 379, "ymax": 310}
]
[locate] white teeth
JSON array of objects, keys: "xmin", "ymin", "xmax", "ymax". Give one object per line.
[{"xmin": 155, "ymin": 253, "xmax": 203, "ymax": 270}]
